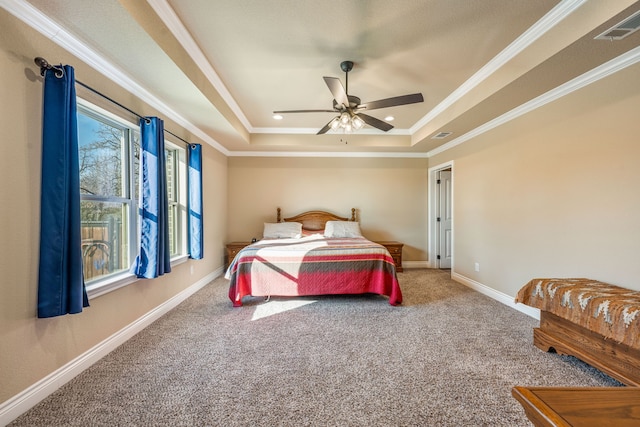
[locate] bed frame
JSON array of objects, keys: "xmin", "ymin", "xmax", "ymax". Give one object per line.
[
  {"xmin": 227, "ymin": 207, "xmax": 402, "ymax": 307},
  {"xmin": 276, "ymin": 207, "xmax": 356, "ymax": 231},
  {"xmin": 534, "ymin": 311, "xmax": 640, "ymax": 387}
]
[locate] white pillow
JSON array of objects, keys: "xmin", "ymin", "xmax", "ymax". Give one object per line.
[
  {"xmin": 263, "ymin": 222, "xmax": 302, "ymax": 239},
  {"xmin": 324, "ymin": 221, "xmax": 362, "ymax": 238}
]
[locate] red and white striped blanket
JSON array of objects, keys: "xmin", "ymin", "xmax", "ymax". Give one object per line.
[{"xmin": 226, "ymin": 235, "xmax": 402, "ymax": 306}]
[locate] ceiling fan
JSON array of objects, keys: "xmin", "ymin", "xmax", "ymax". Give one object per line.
[{"xmin": 273, "ymin": 61, "xmax": 424, "ymax": 135}]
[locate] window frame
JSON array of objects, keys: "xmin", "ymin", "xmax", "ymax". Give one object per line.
[
  {"xmin": 164, "ymin": 140, "xmax": 188, "ymax": 259},
  {"xmin": 77, "ymin": 99, "xmax": 188, "ymax": 299}
]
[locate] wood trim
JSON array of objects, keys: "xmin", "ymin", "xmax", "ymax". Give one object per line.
[
  {"xmin": 276, "ymin": 207, "xmax": 356, "ymax": 231},
  {"xmin": 511, "ymin": 386, "xmax": 571, "ymax": 427},
  {"xmin": 512, "ymin": 386, "xmax": 640, "ymax": 427}
]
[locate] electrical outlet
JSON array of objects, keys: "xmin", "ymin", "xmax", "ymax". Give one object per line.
[{"xmin": 474, "ymin": 262, "xmax": 480, "ymax": 272}]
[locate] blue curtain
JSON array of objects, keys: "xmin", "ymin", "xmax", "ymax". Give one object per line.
[
  {"xmin": 188, "ymin": 144, "xmax": 204, "ymax": 259},
  {"xmin": 131, "ymin": 117, "xmax": 171, "ymax": 278},
  {"xmin": 38, "ymin": 65, "xmax": 89, "ymax": 318}
]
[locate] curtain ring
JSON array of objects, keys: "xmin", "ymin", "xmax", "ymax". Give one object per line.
[{"xmin": 52, "ymin": 65, "xmax": 65, "ymax": 79}]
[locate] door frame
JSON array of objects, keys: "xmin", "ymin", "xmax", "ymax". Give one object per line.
[{"xmin": 428, "ymin": 160, "xmax": 454, "ymax": 269}]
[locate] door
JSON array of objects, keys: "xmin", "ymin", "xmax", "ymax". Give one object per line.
[{"xmin": 437, "ymin": 169, "xmax": 452, "ymax": 268}]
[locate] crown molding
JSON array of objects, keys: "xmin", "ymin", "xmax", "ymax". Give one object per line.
[
  {"xmin": 1, "ymin": 0, "xmax": 230, "ymax": 156},
  {"xmin": 251, "ymin": 127, "xmax": 412, "ymax": 136},
  {"xmin": 227, "ymin": 151, "xmax": 429, "ymax": 158},
  {"xmin": 146, "ymin": 0, "xmax": 252, "ymax": 132},
  {"xmin": 427, "ymin": 45, "xmax": 640, "ymax": 157},
  {"xmin": 5, "ymin": 0, "xmax": 623, "ymax": 161},
  {"xmin": 411, "ymin": 0, "xmax": 588, "ymax": 134}
]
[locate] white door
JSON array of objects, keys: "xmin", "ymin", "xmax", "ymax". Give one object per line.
[{"xmin": 437, "ymin": 170, "xmax": 452, "ymax": 268}]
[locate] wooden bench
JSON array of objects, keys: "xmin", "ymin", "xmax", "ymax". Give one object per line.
[{"xmin": 515, "ymin": 278, "xmax": 640, "ymax": 386}]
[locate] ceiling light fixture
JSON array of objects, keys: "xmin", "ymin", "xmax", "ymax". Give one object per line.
[
  {"xmin": 273, "ymin": 60, "xmax": 424, "ymax": 135},
  {"xmin": 384, "ymin": 116, "xmax": 395, "ymax": 121},
  {"xmin": 328, "ymin": 111, "xmax": 365, "ymax": 133},
  {"xmin": 273, "ymin": 114, "xmax": 283, "ymax": 120}
]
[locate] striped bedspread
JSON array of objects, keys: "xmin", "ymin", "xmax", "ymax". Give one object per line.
[
  {"xmin": 516, "ymin": 278, "xmax": 640, "ymax": 350},
  {"xmin": 225, "ymin": 235, "xmax": 402, "ymax": 306}
]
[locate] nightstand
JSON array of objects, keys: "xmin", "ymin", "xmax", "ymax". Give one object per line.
[
  {"xmin": 225, "ymin": 241, "xmax": 251, "ymax": 267},
  {"xmin": 375, "ymin": 241, "xmax": 403, "ymax": 272}
]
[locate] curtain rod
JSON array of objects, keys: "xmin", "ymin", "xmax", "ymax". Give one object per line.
[{"xmin": 34, "ymin": 57, "xmax": 196, "ymax": 149}]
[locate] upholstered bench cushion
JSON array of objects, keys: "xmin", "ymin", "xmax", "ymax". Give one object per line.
[{"xmin": 516, "ymin": 278, "xmax": 640, "ymax": 350}]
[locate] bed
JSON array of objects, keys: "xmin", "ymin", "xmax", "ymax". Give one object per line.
[
  {"xmin": 225, "ymin": 208, "xmax": 402, "ymax": 307},
  {"xmin": 516, "ymin": 278, "xmax": 640, "ymax": 386}
]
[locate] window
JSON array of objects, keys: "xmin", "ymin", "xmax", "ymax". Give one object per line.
[
  {"xmin": 165, "ymin": 142, "xmax": 187, "ymax": 257},
  {"xmin": 77, "ymin": 100, "xmax": 187, "ymax": 289}
]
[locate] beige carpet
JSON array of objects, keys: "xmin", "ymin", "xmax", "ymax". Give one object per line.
[{"xmin": 10, "ymin": 269, "xmax": 620, "ymax": 426}]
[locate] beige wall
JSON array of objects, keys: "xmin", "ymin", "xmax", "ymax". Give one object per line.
[
  {"xmin": 431, "ymin": 60, "xmax": 640, "ymax": 296},
  {"xmin": 0, "ymin": 10, "xmax": 227, "ymax": 405},
  {"xmin": 227, "ymin": 157, "xmax": 429, "ymax": 261}
]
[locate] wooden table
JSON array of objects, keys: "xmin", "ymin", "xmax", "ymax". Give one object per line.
[{"xmin": 512, "ymin": 386, "xmax": 640, "ymax": 426}]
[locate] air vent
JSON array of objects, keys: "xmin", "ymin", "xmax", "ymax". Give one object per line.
[
  {"xmin": 432, "ymin": 132, "xmax": 452, "ymax": 139},
  {"xmin": 595, "ymin": 10, "xmax": 640, "ymax": 41}
]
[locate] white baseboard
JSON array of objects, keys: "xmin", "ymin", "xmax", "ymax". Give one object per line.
[
  {"xmin": 451, "ymin": 272, "xmax": 540, "ymax": 320},
  {"xmin": 2, "ymin": 268, "xmax": 535, "ymax": 425},
  {"xmin": 0, "ymin": 268, "xmax": 223, "ymax": 426}
]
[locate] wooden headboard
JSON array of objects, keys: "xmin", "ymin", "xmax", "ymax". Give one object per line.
[{"xmin": 276, "ymin": 207, "xmax": 356, "ymax": 231}]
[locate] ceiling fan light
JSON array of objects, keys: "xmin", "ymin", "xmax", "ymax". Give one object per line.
[
  {"xmin": 352, "ymin": 116, "xmax": 364, "ymax": 129},
  {"xmin": 330, "ymin": 117, "xmax": 340, "ymax": 130},
  {"xmin": 340, "ymin": 112, "xmax": 350, "ymax": 124},
  {"xmin": 344, "ymin": 122, "xmax": 352, "ymax": 133}
]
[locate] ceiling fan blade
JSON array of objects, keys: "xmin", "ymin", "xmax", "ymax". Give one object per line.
[
  {"xmin": 357, "ymin": 93, "xmax": 424, "ymax": 111},
  {"xmin": 273, "ymin": 109, "xmax": 336, "ymax": 113},
  {"xmin": 357, "ymin": 113, "xmax": 394, "ymax": 132},
  {"xmin": 323, "ymin": 77, "xmax": 349, "ymax": 107},
  {"xmin": 317, "ymin": 118, "xmax": 337, "ymax": 135}
]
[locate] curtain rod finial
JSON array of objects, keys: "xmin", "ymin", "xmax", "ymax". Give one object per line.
[
  {"xmin": 34, "ymin": 57, "xmax": 63, "ymax": 78},
  {"xmin": 34, "ymin": 57, "xmax": 48, "ymax": 68}
]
